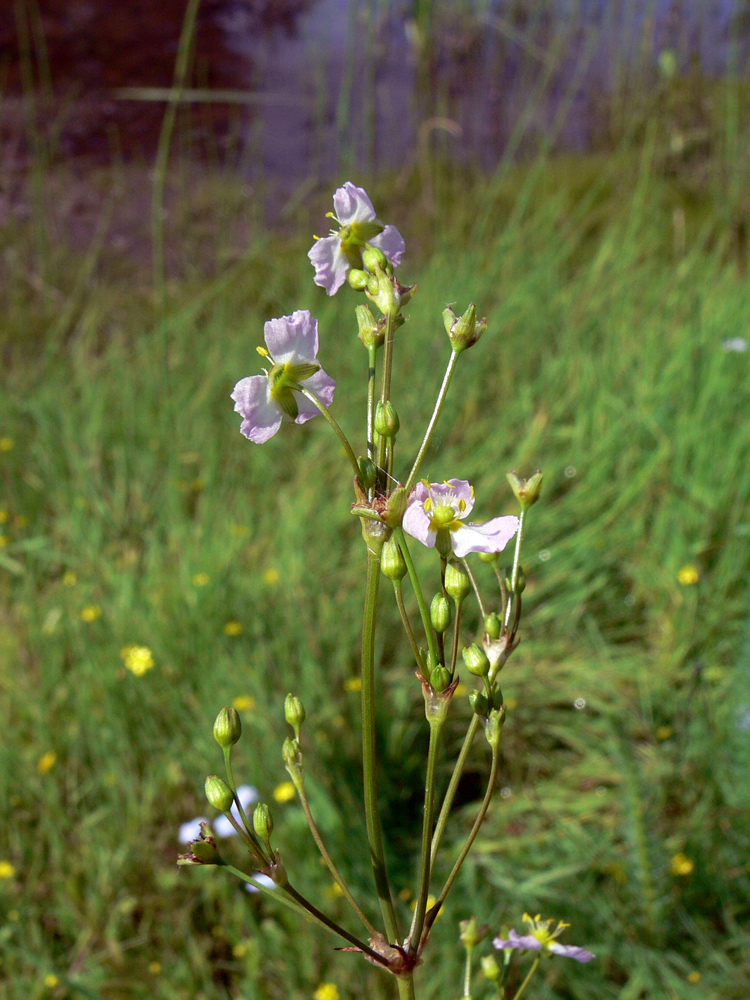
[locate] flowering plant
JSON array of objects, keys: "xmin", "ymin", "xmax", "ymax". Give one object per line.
[{"xmin": 180, "ymin": 184, "xmax": 593, "ymax": 998}]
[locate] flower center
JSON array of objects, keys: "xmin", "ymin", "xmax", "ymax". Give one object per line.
[{"xmin": 431, "ymin": 504, "xmax": 458, "ymax": 529}]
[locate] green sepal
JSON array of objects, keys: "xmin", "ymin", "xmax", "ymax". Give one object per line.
[{"xmin": 285, "ymin": 362, "xmax": 320, "ymax": 383}]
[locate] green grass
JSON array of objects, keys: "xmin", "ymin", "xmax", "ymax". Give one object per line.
[{"xmin": 1, "ymin": 144, "xmax": 750, "ymax": 1000}]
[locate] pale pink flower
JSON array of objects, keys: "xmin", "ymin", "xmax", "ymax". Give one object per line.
[
  {"xmin": 308, "ymin": 182, "xmax": 405, "ymax": 295},
  {"xmin": 403, "ymin": 479, "xmax": 518, "ymax": 559},
  {"xmin": 231, "ymin": 311, "xmax": 335, "ymax": 443},
  {"xmin": 493, "ymin": 914, "xmax": 595, "ymax": 963}
]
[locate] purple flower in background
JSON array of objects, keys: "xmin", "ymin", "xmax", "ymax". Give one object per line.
[
  {"xmin": 494, "ymin": 914, "xmax": 595, "ymax": 963},
  {"xmin": 403, "ymin": 479, "xmax": 519, "ymax": 559},
  {"xmin": 308, "ymin": 182, "xmax": 405, "ymax": 295},
  {"xmin": 178, "ymin": 785, "xmax": 259, "ymax": 843},
  {"xmin": 231, "ymin": 311, "xmax": 336, "ymax": 443}
]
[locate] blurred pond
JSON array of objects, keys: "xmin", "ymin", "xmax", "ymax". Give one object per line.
[{"xmin": 1, "ymin": 0, "xmax": 748, "ymax": 179}]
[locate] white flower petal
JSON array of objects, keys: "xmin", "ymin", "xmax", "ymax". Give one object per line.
[
  {"xmin": 178, "ymin": 817, "xmax": 208, "ymax": 844},
  {"xmin": 264, "ymin": 310, "xmax": 319, "ymax": 364},
  {"xmin": 451, "ymin": 515, "xmax": 518, "ymax": 558},
  {"xmin": 333, "ymin": 182, "xmax": 376, "ymax": 225},
  {"xmin": 231, "ymin": 375, "xmax": 283, "ymax": 443}
]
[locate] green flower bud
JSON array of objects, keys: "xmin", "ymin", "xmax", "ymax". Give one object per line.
[
  {"xmin": 384, "ymin": 487, "xmax": 408, "ymax": 528},
  {"xmin": 213, "ymin": 706, "xmax": 242, "ymax": 748},
  {"xmin": 430, "ymin": 592, "xmax": 451, "ymax": 634},
  {"xmin": 359, "ymin": 515, "xmax": 391, "ymax": 557},
  {"xmin": 253, "ymin": 802, "xmax": 274, "ymax": 845},
  {"xmin": 177, "ymin": 822, "xmax": 223, "ymax": 866},
  {"xmin": 366, "ymin": 265, "xmax": 401, "ymax": 316},
  {"xmin": 485, "ymin": 706, "xmax": 506, "ymax": 751},
  {"xmin": 357, "ymin": 455, "xmax": 377, "ymax": 490},
  {"xmin": 469, "ymin": 690, "xmax": 489, "ymax": 716},
  {"xmin": 443, "ymin": 303, "xmax": 487, "ymax": 353},
  {"xmin": 282, "ymin": 736, "xmax": 302, "ymax": 769},
  {"xmin": 504, "ymin": 566, "xmax": 526, "ymax": 594},
  {"xmin": 430, "ymin": 665, "xmax": 452, "ymax": 693},
  {"xmin": 381, "ymin": 536, "xmax": 407, "ymax": 581},
  {"xmin": 362, "ymin": 245, "xmax": 388, "ymax": 272},
  {"xmin": 481, "ymin": 954, "xmax": 502, "ymax": 982},
  {"xmin": 205, "ymin": 775, "xmax": 235, "ymax": 813},
  {"xmin": 507, "ymin": 470, "xmax": 543, "ymax": 510},
  {"xmin": 490, "ymin": 685, "xmax": 504, "ymax": 711},
  {"xmin": 356, "ymin": 304, "xmax": 383, "ymax": 348},
  {"xmin": 484, "ymin": 612, "xmax": 501, "ymax": 640},
  {"xmin": 460, "ymin": 917, "xmax": 491, "ymax": 948},
  {"xmin": 348, "ymin": 268, "xmax": 369, "ymax": 291},
  {"xmin": 284, "ymin": 693, "xmax": 305, "ymax": 739},
  {"xmin": 374, "ymin": 401, "xmax": 400, "ymax": 439},
  {"xmin": 477, "ymin": 550, "xmax": 499, "ymax": 563},
  {"xmin": 444, "ymin": 560, "xmax": 471, "ymax": 605},
  {"xmin": 463, "ymin": 643, "xmax": 490, "ymax": 677}
]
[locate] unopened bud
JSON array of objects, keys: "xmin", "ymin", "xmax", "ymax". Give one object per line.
[
  {"xmin": 205, "ymin": 775, "xmax": 235, "ymax": 813},
  {"xmin": 430, "ymin": 593, "xmax": 451, "ymax": 633},
  {"xmin": 460, "ymin": 917, "xmax": 491, "ymax": 948},
  {"xmin": 384, "ymin": 487, "xmax": 408, "ymax": 528},
  {"xmin": 507, "ymin": 470, "xmax": 543, "ymax": 509},
  {"xmin": 481, "ymin": 954, "xmax": 502, "ymax": 982},
  {"xmin": 462, "ymin": 643, "xmax": 490, "ymax": 678},
  {"xmin": 484, "ymin": 612, "xmax": 501, "ymax": 640},
  {"xmin": 505, "ymin": 566, "xmax": 526, "ymax": 594},
  {"xmin": 357, "ymin": 455, "xmax": 377, "ymax": 490},
  {"xmin": 356, "ymin": 304, "xmax": 382, "ymax": 348},
  {"xmin": 381, "ymin": 535, "xmax": 407, "ymax": 581},
  {"xmin": 485, "ymin": 706, "xmax": 506, "ymax": 751},
  {"xmin": 362, "ymin": 245, "xmax": 388, "ymax": 272},
  {"xmin": 444, "ymin": 560, "xmax": 471, "ymax": 605},
  {"xmin": 374, "ymin": 401, "xmax": 400, "ymax": 439},
  {"xmin": 443, "ymin": 303, "xmax": 487, "ymax": 353},
  {"xmin": 282, "ymin": 736, "xmax": 302, "ymax": 769},
  {"xmin": 477, "ymin": 550, "xmax": 499, "ymax": 564},
  {"xmin": 213, "ymin": 706, "xmax": 242, "ymax": 748},
  {"xmin": 284, "ymin": 693, "xmax": 305, "ymax": 739},
  {"xmin": 469, "ymin": 690, "xmax": 489, "ymax": 716},
  {"xmin": 430, "ymin": 665, "xmax": 452, "ymax": 693},
  {"xmin": 348, "ymin": 268, "xmax": 369, "ymax": 291},
  {"xmin": 253, "ymin": 802, "xmax": 274, "ymax": 845}
]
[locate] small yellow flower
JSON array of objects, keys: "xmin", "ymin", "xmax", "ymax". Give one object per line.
[
  {"xmin": 656, "ymin": 725, "xmax": 673, "ymax": 741},
  {"xmin": 313, "ymin": 984, "xmax": 340, "ymax": 1000},
  {"xmin": 671, "ymin": 853, "xmax": 694, "ymax": 876},
  {"xmin": 703, "ymin": 666, "xmax": 726, "ymax": 683},
  {"xmin": 0, "ymin": 535, "xmax": 7, "ymax": 548},
  {"xmin": 230, "ymin": 524, "xmax": 249, "ymax": 537},
  {"xmin": 263, "ymin": 567, "xmax": 280, "ymax": 586},
  {"xmin": 232, "ymin": 695, "xmax": 256, "ymax": 712},
  {"xmin": 38, "ymin": 751, "xmax": 57, "ymax": 774},
  {"xmin": 79, "ymin": 605, "xmax": 102, "ymax": 622},
  {"xmin": 454, "ymin": 683, "xmax": 468, "ymax": 697},
  {"xmin": 0, "ymin": 437, "xmax": 14, "ymax": 452},
  {"xmin": 148, "ymin": 961, "xmax": 161, "ymax": 975},
  {"xmin": 0, "ymin": 861, "xmax": 16, "ymax": 879},
  {"xmin": 62, "ymin": 571, "xmax": 77, "ymax": 587},
  {"xmin": 343, "ymin": 676, "xmax": 362, "ymax": 692},
  {"xmin": 8, "ymin": 909, "xmax": 19, "ymax": 921},
  {"xmin": 677, "ymin": 565, "xmax": 699, "ymax": 586},
  {"xmin": 192, "ymin": 572, "xmax": 210, "ymax": 587},
  {"xmin": 505, "ymin": 696, "xmax": 518, "ymax": 710},
  {"xmin": 44, "ymin": 974, "xmax": 59, "ymax": 988},
  {"xmin": 121, "ymin": 645, "xmax": 155, "ymax": 676},
  {"xmin": 232, "ymin": 943, "xmax": 248, "ymax": 958},
  {"xmin": 410, "ymin": 894, "xmax": 442, "ymax": 920},
  {"xmin": 0, "ymin": 509, "xmax": 7, "ymax": 523},
  {"xmin": 687, "ymin": 971, "xmax": 701, "ymax": 983},
  {"xmin": 399, "ymin": 887, "xmax": 412, "ymax": 902},
  {"xmin": 224, "ymin": 621, "xmax": 243, "ymax": 636},
  {"xmin": 273, "ymin": 781, "xmax": 296, "ymax": 803}
]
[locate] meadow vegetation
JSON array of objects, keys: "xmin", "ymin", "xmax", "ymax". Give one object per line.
[{"xmin": 2, "ymin": 62, "xmax": 750, "ymax": 1000}]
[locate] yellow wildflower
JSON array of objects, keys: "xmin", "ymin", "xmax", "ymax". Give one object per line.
[
  {"xmin": 677, "ymin": 565, "xmax": 699, "ymax": 586},
  {"xmin": 62, "ymin": 571, "xmax": 77, "ymax": 587},
  {"xmin": 263, "ymin": 567, "xmax": 280, "ymax": 585},
  {"xmin": 324, "ymin": 881, "xmax": 345, "ymax": 901},
  {"xmin": 0, "ymin": 861, "xmax": 16, "ymax": 879},
  {"xmin": 656, "ymin": 725, "xmax": 673, "ymax": 741},
  {"xmin": 192, "ymin": 572, "xmax": 210, "ymax": 587},
  {"xmin": 224, "ymin": 621, "xmax": 243, "ymax": 636},
  {"xmin": 454, "ymin": 683, "xmax": 468, "ymax": 697},
  {"xmin": 232, "ymin": 943, "xmax": 248, "ymax": 958},
  {"xmin": 670, "ymin": 853, "xmax": 694, "ymax": 876},
  {"xmin": 80, "ymin": 605, "xmax": 102, "ymax": 622},
  {"xmin": 0, "ymin": 535, "xmax": 7, "ymax": 548},
  {"xmin": 0, "ymin": 437, "xmax": 14, "ymax": 452},
  {"xmin": 121, "ymin": 646, "xmax": 155, "ymax": 676},
  {"xmin": 44, "ymin": 974, "xmax": 59, "ymax": 988},
  {"xmin": 687, "ymin": 971, "xmax": 701, "ymax": 983},
  {"xmin": 148, "ymin": 961, "xmax": 161, "ymax": 975},
  {"xmin": 343, "ymin": 676, "xmax": 362, "ymax": 692},
  {"xmin": 232, "ymin": 695, "xmax": 256, "ymax": 712},
  {"xmin": 273, "ymin": 781, "xmax": 296, "ymax": 803},
  {"xmin": 38, "ymin": 751, "xmax": 57, "ymax": 774},
  {"xmin": 0, "ymin": 509, "xmax": 7, "ymax": 522},
  {"xmin": 313, "ymin": 984, "xmax": 340, "ymax": 1000},
  {"xmin": 230, "ymin": 524, "xmax": 249, "ymax": 537}
]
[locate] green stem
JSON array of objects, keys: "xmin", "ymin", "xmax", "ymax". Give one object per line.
[
  {"xmin": 223, "ymin": 748, "xmax": 268, "ymax": 862},
  {"xmin": 367, "ymin": 344, "xmax": 378, "ymax": 461},
  {"xmin": 512, "ymin": 956, "xmax": 540, "ymax": 1000},
  {"xmin": 504, "ymin": 509, "xmax": 526, "ymax": 629},
  {"xmin": 295, "ymin": 782, "xmax": 379, "ymax": 935},
  {"xmin": 461, "ymin": 558, "xmax": 487, "ymax": 620},
  {"xmin": 393, "ymin": 527, "xmax": 440, "ymax": 672},
  {"xmin": 463, "ymin": 946, "xmax": 473, "ymax": 998},
  {"xmin": 408, "ymin": 718, "xmax": 445, "ymax": 955},
  {"xmin": 224, "ymin": 863, "xmax": 309, "ymax": 918},
  {"xmin": 393, "ymin": 580, "xmax": 427, "ymax": 676},
  {"xmin": 449, "ymin": 603, "xmax": 462, "ymax": 675},
  {"xmin": 377, "ymin": 309, "xmax": 398, "ymax": 475},
  {"xmin": 493, "ymin": 562, "xmax": 509, "ymax": 625},
  {"xmin": 298, "ymin": 386, "xmax": 361, "ymax": 479},
  {"xmin": 404, "ymin": 350, "xmax": 460, "ymax": 495},
  {"xmin": 425, "ymin": 745, "xmax": 500, "ymax": 944},
  {"xmin": 430, "ymin": 716, "xmax": 481, "ymax": 868},
  {"xmin": 361, "ymin": 550, "xmax": 400, "ymax": 943}
]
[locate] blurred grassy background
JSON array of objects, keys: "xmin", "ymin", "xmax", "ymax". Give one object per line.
[{"xmin": 2, "ymin": 1, "xmax": 750, "ymax": 999}]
